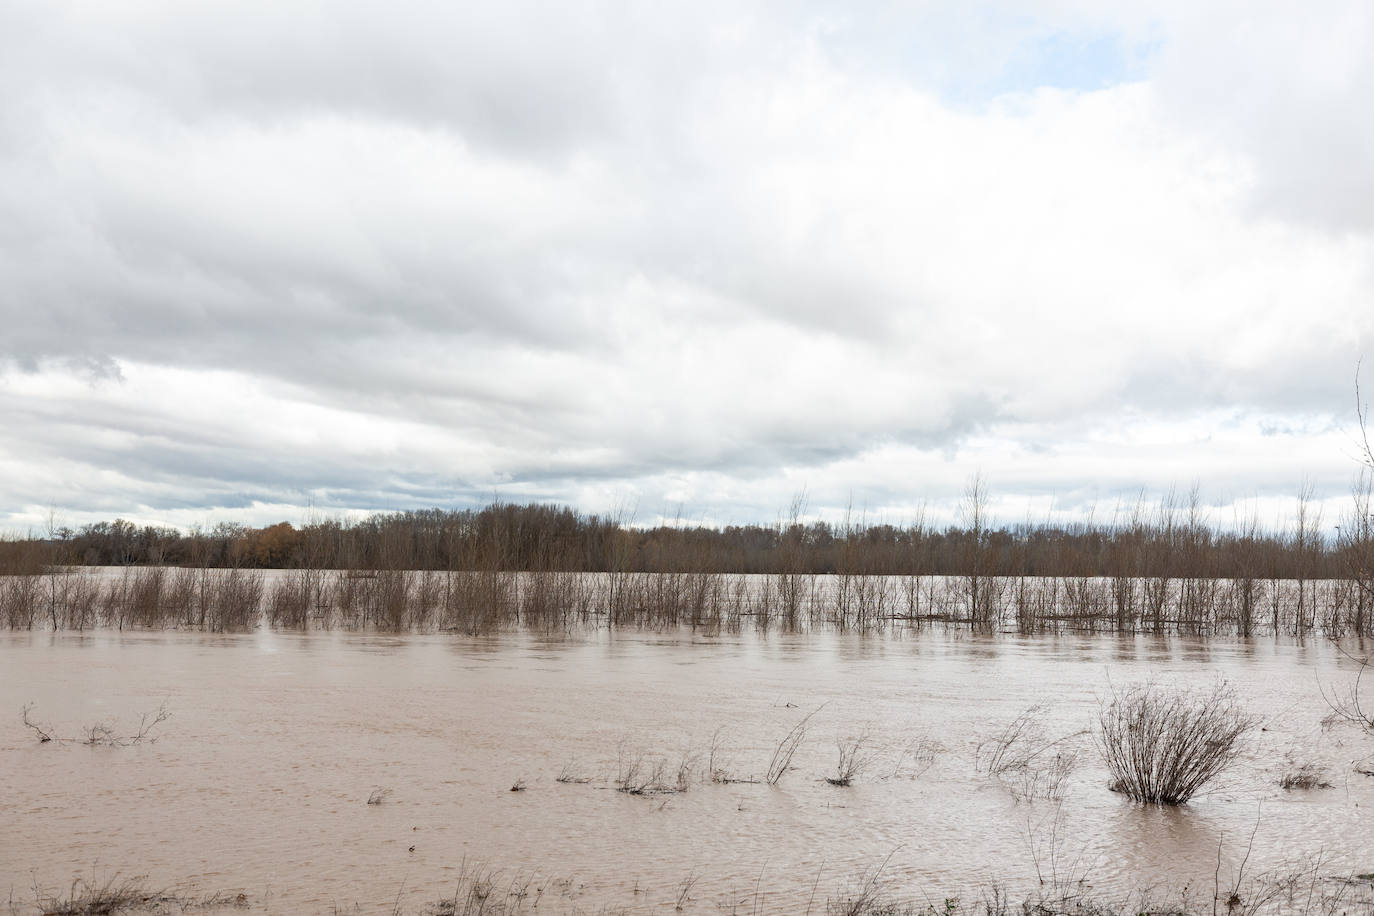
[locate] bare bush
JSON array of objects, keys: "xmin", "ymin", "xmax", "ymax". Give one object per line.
[
  {"xmin": 0, "ymin": 537, "xmax": 46, "ymax": 576},
  {"xmin": 614, "ymin": 744, "xmax": 675, "ymax": 796},
  {"xmin": 1, "ymin": 573, "xmax": 41, "ymax": 629},
  {"xmin": 267, "ymin": 570, "xmax": 317, "ymax": 628},
  {"xmin": 826, "ymin": 733, "xmax": 879, "ymax": 787},
  {"xmin": 367, "ymin": 787, "xmax": 393, "ymax": 805},
  {"xmin": 210, "ymin": 568, "xmax": 265, "ymax": 631},
  {"xmin": 977, "ymin": 705, "xmax": 1047, "ymax": 776},
  {"xmin": 1096, "ymin": 681, "xmax": 1258, "ymax": 805},
  {"xmin": 1008, "ymin": 749, "xmax": 1080, "ymax": 803},
  {"xmin": 976, "ymin": 705, "xmax": 1084, "ymax": 801}
]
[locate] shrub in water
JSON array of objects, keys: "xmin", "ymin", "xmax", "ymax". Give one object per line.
[{"xmin": 1096, "ymin": 680, "xmax": 1258, "ymax": 805}]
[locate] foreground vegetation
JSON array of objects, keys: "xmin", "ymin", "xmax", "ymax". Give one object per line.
[{"xmin": 14, "ymin": 860, "xmax": 1374, "ymax": 916}]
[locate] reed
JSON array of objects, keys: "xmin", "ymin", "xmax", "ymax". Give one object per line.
[{"xmin": 32, "ymin": 874, "xmax": 164, "ymax": 916}]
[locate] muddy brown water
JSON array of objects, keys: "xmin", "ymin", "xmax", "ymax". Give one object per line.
[{"xmin": 3, "ymin": 627, "xmax": 1373, "ymax": 914}]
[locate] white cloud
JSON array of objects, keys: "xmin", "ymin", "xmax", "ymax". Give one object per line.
[{"xmin": 2, "ymin": 1, "xmax": 1372, "ymax": 531}]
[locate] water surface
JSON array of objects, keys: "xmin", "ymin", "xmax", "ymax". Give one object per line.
[{"xmin": 2, "ymin": 629, "xmax": 1372, "ymax": 913}]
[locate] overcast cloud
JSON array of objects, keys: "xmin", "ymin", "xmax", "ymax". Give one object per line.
[{"xmin": 2, "ymin": 0, "xmax": 1373, "ymax": 533}]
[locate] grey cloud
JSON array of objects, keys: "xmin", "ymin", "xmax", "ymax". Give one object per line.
[
  {"xmin": 3, "ymin": 1, "xmax": 1373, "ymax": 529},
  {"xmin": 1, "ymin": 5, "xmax": 617, "ymax": 157}
]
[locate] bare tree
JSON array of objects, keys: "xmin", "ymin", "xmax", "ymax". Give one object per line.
[
  {"xmin": 959, "ymin": 472, "xmax": 1000, "ymax": 628},
  {"xmin": 1348, "ymin": 367, "xmax": 1374, "ymax": 621},
  {"xmin": 1292, "ymin": 479, "xmax": 1322, "ymax": 632},
  {"xmin": 1358, "ymin": 361, "xmax": 1374, "ymax": 470}
]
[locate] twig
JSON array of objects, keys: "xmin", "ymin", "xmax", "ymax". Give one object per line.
[
  {"xmin": 21, "ymin": 703, "xmax": 53, "ymax": 742},
  {"xmin": 767, "ymin": 703, "xmax": 826, "ymax": 785}
]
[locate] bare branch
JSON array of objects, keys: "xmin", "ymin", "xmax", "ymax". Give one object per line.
[
  {"xmin": 21, "ymin": 703, "xmax": 53, "ymax": 742},
  {"xmin": 766, "ymin": 703, "xmax": 825, "ymax": 785}
]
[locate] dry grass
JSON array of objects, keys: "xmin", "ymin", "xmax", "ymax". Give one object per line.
[
  {"xmin": 34, "ymin": 875, "xmax": 157, "ymax": 915},
  {"xmin": 1097, "ymin": 680, "xmax": 1259, "ymax": 805},
  {"xmin": 1278, "ymin": 762, "xmax": 1332, "ymax": 790},
  {"xmin": 26, "ymin": 875, "xmax": 248, "ymax": 915},
  {"xmin": 424, "ymin": 861, "xmax": 575, "ymax": 916}
]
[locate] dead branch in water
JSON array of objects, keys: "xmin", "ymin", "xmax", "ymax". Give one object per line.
[
  {"xmin": 21, "ymin": 702, "xmax": 54, "ymax": 742},
  {"xmin": 767, "ymin": 704, "xmax": 825, "ymax": 785},
  {"xmin": 21, "ymin": 702, "xmax": 170, "ymax": 746},
  {"xmin": 1320, "ymin": 648, "xmax": 1374, "ymax": 735}
]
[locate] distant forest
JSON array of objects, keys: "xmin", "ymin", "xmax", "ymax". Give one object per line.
[{"xmin": 3, "ymin": 487, "xmax": 1370, "ymax": 582}]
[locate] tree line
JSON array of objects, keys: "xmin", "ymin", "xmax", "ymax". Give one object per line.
[{"xmin": 4, "ymin": 485, "xmax": 1370, "ymax": 584}]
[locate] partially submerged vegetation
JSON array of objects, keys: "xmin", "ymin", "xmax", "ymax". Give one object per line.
[
  {"xmin": 1279, "ymin": 762, "xmax": 1333, "ymax": 790},
  {"xmin": 21, "ymin": 702, "xmax": 170, "ymax": 746},
  {"xmin": 976, "ymin": 705, "xmax": 1085, "ymax": 803},
  {"xmin": 7, "ymin": 563, "xmax": 1374, "ymax": 637},
  {"xmin": 15, "ymin": 861, "xmax": 1374, "ymax": 916},
  {"xmin": 1097, "ymin": 681, "xmax": 1259, "ymax": 805},
  {"xmin": 16, "ymin": 874, "xmax": 248, "ymax": 915},
  {"xmin": 3, "ymin": 474, "xmax": 1374, "ymax": 637},
  {"xmin": 10, "ymin": 666, "xmax": 1371, "ymax": 913}
]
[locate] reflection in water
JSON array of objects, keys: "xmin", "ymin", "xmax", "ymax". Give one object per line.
[{"xmin": 1, "ymin": 629, "xmax": 1371, "ymax": 914}]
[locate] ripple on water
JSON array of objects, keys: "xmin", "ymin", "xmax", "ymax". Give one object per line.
[{"xmin": 2, "ymin": 628, "xmax": 1371, "ymax": 913}]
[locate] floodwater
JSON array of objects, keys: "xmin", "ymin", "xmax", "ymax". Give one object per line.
[{"xmin": 2, "ymin": 628, "xmax": 1373, "ymax": 914}]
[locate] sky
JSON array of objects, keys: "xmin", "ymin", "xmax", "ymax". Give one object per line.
[{"xmin": 2, "ymin": 0, "xmax": 1373, "ymax": 535}]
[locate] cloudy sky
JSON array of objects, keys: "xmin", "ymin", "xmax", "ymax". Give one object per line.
[{"xmin": 2, "ymin": 0, "xmax": 1373, "ymax": 534}]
